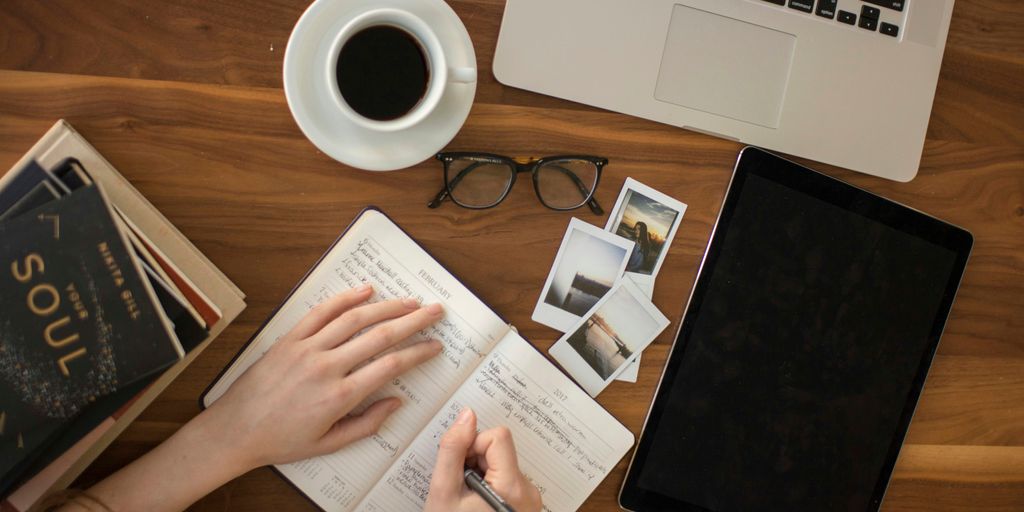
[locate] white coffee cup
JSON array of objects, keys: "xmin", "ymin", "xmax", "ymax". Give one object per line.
[{"xmin": 325, "ymin": 8, "xmax": 476, "ymax": 133}]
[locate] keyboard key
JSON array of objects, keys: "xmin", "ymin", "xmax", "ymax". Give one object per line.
[
  {"xmin": 788, "ymin": 0, "xmax": 814, "ymax": 13},
  {"xmin": 859, "ymin": 16, "xmax": 878, "ymax": 31},
  {"xmin": 816, "ymin": 0, "xmax": 838, "ymax": 19},
  {"xmin": 880, "ymin": 22, "xmax": 900, "ymax": 37},
  {"xmin": 863, "ymin": 0, "xmax": 905, "ymax": 12},
  {"xmin": 861, "ymin": 5, "xmax": 881, "ymax": 19},
  {"xmin": 762, "ymin": 0, "xmax": 785, "ymax": 5},
  {"xmin": 838, "ymin": 10, "xmax": 856, "ymax": 25}
]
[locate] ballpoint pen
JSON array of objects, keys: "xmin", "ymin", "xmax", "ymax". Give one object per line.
[{"xmin": 464, "ymin": 468, "xmax": 517, "ymax": 512}]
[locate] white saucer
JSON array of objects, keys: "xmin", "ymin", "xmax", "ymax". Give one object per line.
[{"xmin": 283, "ymin": 0, "xmax": 477, "ymax": 171}]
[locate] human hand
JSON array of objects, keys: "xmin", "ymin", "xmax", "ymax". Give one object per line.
[
  {"xmin": 203, "ymin": 284, "xmax": 444, "ymax": 471},
  {"xmin": 425, "ymin": 408, "xmax": 543, "ymax": 512}
]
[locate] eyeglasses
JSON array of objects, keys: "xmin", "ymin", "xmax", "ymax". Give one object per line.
[{"xmin": 428, "ymin": 152, "xmax": 606, "ymax": 215}]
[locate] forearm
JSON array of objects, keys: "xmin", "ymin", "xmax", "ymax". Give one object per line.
[
  {"xmin": 69, "ymin": 410, "xmax": 254, "ymax": 512},
  {"xmin": 54, "ymin": 291, "xmax": 443, "ymax": 511}
]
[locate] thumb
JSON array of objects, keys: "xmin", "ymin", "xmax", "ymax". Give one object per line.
[
  {"xmin": 320, "ymin": 397, "xmax": 401, "ymax": 453},
  {"xmin": 429, "ymin": 408, "xmax": 477, "ymax": 502}
]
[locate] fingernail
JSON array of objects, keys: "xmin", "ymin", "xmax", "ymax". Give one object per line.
[
  {"xmin": 356, "ymin": 283, "xmax": 372, "ymax": 292},
  {"xmin": 425, "ymin": 303, "xmax": 443, "ymax": 316},
  {"xmin": 389, "ymin": 399, "xmax": 403, "ymax": 412},
  {"xmin": 430, "ymin": 339, "xmax": 444, "ymax": 352},
  {"xmin": 402, "ymin": 297, "xmax": 420, "ymax": 308},
  {"xmin": 455, "ymin": 408, "xmax": 474, "ymax": 425}
]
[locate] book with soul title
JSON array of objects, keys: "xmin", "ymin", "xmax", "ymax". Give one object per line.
[{"xmin": 0, "ymin": 184, "xmax": 185, "ymax": 490}]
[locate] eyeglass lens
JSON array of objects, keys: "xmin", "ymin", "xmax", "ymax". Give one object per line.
[
  {"xmin": 446, "ymin": 159, "xmax": 515, "ymax": 208},
  {"xmin": 535, "ymin": 159, "xmax": 598, "ymax": 209}
]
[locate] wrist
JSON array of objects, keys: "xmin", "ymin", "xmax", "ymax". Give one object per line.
[
  {"xmin": 180, "ymin": 406, "xmax": 262, "ymax": 479},
  {"xmin": 84, "ymin": 407, "xmax": 260, "ymax": 512}
]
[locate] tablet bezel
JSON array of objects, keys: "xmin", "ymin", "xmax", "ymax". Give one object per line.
[{"xmin": 618, "ymin": 147, "xmax": 973, "ymax": 511}]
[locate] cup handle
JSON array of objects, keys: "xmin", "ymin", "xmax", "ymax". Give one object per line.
[{"xmin": 449, "ymin": 66, "xmax": 477, "ymax": 84}]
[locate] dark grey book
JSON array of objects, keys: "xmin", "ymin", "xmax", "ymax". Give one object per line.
[
  {"xmin": 0, "ymin": 185, "xmax": 183, "ymax": 485},
  {"xmin": 2, "ymin": 161, "xmax": 203, "ymax": 497},
  {"xmin": 51, "ymin": 158, "xmax": 93, "ymax": 191},
  {"xmin": 0, "ymin": 181, "xmax": 61, "ymax": 221},
  {"xmin": 0, "ymin": 160, "xmax": 69, "ymax": 216},
  {"xmin": 0, "ymin": 161, "xmax": 50, "ymax": 212},
  {"xmin": 47, "ymin": 158, "xmax": 209, "ymax": 352}
]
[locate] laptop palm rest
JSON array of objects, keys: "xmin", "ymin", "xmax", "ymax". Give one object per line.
[{"xmin": 655, "ymin": 5, "xmax": 797, "ymax": 129}]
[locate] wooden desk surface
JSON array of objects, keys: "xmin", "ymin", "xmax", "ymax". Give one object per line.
[{"xmin": 1, "ymin": 1, "xmax": 1021, "ymax": 510}]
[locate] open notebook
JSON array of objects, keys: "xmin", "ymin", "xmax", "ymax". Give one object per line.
[{"xmin": 201, "ymin": 208, "xmax": 634, "ymax": 512}]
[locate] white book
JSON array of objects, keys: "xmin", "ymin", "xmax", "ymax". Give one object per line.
[{"xmin": 202, "ymin": 208, "xmax": 634, "ymax": 512}]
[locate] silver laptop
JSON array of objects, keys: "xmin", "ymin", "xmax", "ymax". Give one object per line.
[{"xmin": 493, "ymin": 0, "xmax": 954, "ymax": 182}]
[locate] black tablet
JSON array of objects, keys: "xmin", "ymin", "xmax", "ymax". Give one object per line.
[{"xmin": 619, "ymin": 148, "xmax": 973, "ymax": 512}]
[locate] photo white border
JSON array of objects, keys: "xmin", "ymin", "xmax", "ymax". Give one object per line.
[
  {"xmin": 549, "ymin": 278, "xmax": 669, "ymax": 397},
  {"xmin": 532, "ymin": 218, "xmax": 634, "ymax": 332},
  {"xmin": 615, "ymin": 353, "xmax": 641, "ymax": 383},
  {"xmin": 614, "ymin": 274, "xmax": 651, "ymax": 383},
  {"xmin": 604, "ymin": 177, "xmax": 688, "ymax": 280}
]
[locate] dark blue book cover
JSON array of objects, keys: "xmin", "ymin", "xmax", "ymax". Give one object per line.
[
  {"xmin": 0, "ymin": 185, "xmax": 183, "ymax": 481},
  {"xmin": 0, "ymin": 161, "xmax": 50, "ymax": 213}
]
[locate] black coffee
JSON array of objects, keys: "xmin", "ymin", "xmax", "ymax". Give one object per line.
[{"xmin": 336, "ymin": 25, "xmax": 430, "ymax": 121}]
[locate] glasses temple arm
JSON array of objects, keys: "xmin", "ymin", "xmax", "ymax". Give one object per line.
[
  {"xmin": 587, "ymin": 193, "xmax": 604, "ymax": 216},
  {"xmin": 427, "ymin": 186, "xmax": 449, "ymax": 208}
]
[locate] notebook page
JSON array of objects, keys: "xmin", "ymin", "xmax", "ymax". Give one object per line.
[
  {"xmin": 204, "ymin": 209, "xmax": 509, "ymax": 511},
  {"xmin": 355, "ymin": 331, "xmax": 635, "ymax": 512}
]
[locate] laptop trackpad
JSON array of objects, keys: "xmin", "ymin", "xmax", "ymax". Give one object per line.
[{"xmin": 655, "ymin": 5, "xmax": 797, "ymax": 129}]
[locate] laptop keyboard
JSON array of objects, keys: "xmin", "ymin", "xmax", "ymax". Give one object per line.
[{"xmin": 761, "ymin": 0, "xmax": 906, "ymax": 38}]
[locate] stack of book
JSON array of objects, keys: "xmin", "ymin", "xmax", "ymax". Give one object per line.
[{"xmin": 0, "ymin": 121, "xmax": 245, "ymax": 511}]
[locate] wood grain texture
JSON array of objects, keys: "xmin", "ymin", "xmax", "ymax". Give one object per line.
[{"xmin": 0, "ymin": 0, "xmax": 1021, "ymax": 510}]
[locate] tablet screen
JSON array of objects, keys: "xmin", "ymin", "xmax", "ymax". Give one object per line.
[{"xmin": 621, "ymin": 149, "xmax": 971, "ymax": 511}]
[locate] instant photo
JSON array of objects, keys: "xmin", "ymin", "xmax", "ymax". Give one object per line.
[
  {"xmin": 613, "ymin": 275, "xmax": 650, "ymax": 383},
  {"xmin": 550, "ymin": 279, "xmax": 669, "ymax": 397},
  {"xmin": 532, "ymin": 218, "xmax": 634, "ymax": 332},
  {"xmin": 604, "ymin": 177, "xmax": 687, "ymax": 284}
]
